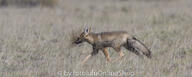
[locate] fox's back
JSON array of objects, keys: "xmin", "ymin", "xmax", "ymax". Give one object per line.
[
  {"xmin": 91, "ymin": 31, "xmax": 132, "ymax": 46},
  {"xmin": 100, "ymin": 31, "xmax": 127, "ymax": 36},
  {"xmin": 99, "ymin": 31, "xmax": 130, "ymax": 41}
]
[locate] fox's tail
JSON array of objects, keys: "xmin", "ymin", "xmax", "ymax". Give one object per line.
[{"xmin": 125, "ymin": 37, "xmax": 152, "ymax": 58}]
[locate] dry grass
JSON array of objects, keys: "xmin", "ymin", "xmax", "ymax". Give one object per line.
[{"xmin": 0, "ymin": 0, "xmax": 192, "ymax": 77}]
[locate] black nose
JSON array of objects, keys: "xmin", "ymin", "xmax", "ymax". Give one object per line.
[{"xmin": 74, "ymin": 38, "xmax": 82, "ymax": 44}]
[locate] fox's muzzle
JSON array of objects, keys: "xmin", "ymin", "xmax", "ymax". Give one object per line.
[{"xmin": 74, "ymin": 37, "xmax": 83, "ymax": 44}]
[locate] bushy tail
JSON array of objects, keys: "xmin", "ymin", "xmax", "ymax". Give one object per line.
[{"xmin": 125, "ymin": 37, "xmax": 152, "ymax": 58}]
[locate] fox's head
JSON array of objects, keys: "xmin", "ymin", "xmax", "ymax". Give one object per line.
[{"xmin": 74, "ymin": 27, "xmax": 91, "ymax": 44}]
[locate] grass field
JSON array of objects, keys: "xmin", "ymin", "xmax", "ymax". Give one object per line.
[{"xmin": 0, "ymin": 0, "xmax": 192, "ymax": 77}]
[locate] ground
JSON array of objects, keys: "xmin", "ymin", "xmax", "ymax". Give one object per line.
[{"xmin": 0, "ymin": 0, "xmax": 192, "ymax": 77}]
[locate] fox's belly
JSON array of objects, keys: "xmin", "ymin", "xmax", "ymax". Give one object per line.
[{"xmin": 95, "ymin": 41, "xmax": 113, "ymax": 48}]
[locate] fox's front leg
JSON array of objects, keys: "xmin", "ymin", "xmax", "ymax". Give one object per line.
[
  {"xmin": 81, "ymin": 46, "xmax": 99, "ymax": 64},
  {"xmin": 102, "ymin": 48, "xmax": 111, "ymax": 62}
]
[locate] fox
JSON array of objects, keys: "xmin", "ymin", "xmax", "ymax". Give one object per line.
[{"xmin": 74, "ymin": 27, "xmax": 151, "ymax": 64}]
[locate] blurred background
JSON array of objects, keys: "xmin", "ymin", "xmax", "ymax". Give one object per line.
[{"xmin": 0, "ymin": 0, "xmax": 192, "ymax": 77}]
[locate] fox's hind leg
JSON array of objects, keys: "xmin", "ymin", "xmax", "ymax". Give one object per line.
[
  {"xmin": 102, "ymin": 48, "xmax": 111, "ymax": 62},
  {"xmin": 113, "ymin": 51, "xmax": 124, "ymax": 62},
  {"xmin": 112, "ymin": 46, "xmax": 125, "ymax": 62}
]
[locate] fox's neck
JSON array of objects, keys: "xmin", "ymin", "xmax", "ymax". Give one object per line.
[{"xmin": 85, "ymin": 33, "xmax": 96, "ymax": 45}]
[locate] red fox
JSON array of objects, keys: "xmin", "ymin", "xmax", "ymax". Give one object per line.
[{"xmin": 74, "ymin": 27, "xmax": 151, "ymax": 64}]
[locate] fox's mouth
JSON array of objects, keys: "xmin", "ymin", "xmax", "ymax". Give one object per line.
[{"xmin": 74, "ymin": 38, "xmax": 83, "ymax": 44}]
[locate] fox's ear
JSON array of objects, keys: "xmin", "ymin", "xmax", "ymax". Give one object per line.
[{"xmin": 89, "ymin": 27, "xmax": 91, "ymax": 32}]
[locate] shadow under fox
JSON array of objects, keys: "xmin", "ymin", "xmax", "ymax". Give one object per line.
[{"xmin": 74, "ymin": 27, "xmax": 151, "ymax": 64}]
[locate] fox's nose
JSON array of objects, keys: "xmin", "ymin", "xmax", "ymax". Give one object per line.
[{"xmin": 74, "ymin": 38, "xmax": 82, "ymax": 44}]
